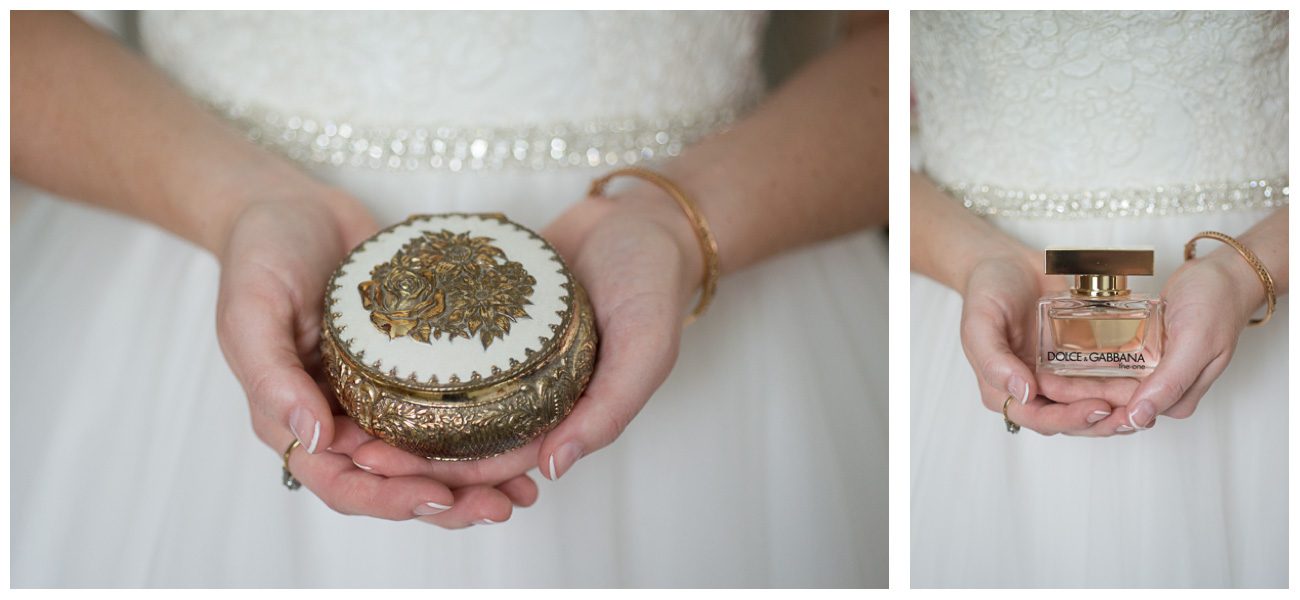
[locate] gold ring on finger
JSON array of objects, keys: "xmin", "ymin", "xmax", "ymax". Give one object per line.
[
  {"xmin": 1002, "ymin": 396, "xmax": 1021, "ymax": 435},
  {"xmin": 281, "ymin": 438, "xmax": 303, "ymax": 490}
]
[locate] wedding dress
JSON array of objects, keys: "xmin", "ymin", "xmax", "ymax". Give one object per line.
[
  {"xmin": 10, "ymin": 11, "xmax": 886, "ymax": 588},
  {"xmin": 911, "ymin": 11, "xmax": 1287, "ymax": 588}
]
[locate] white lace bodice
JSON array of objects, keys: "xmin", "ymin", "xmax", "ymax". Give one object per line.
[
  {"xmin": 141, "ymin": 11, "xmax": 765, "ymax": 129},
  {"xmin": 912, "ymin": 11, "xmax": 1288, "ymax": 199}
]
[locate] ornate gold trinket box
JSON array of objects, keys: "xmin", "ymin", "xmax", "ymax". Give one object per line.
[{"xmin": 320, "ymin": 213, "xmax": 596, "ymax": 460}]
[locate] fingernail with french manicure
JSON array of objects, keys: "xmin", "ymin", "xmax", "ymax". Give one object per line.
[
  {"xmin": 548, "ymin": 440, "xmax": 585, "ymax": 481},
  {"xmin": 413, "ymin": 501, "xmax": 452, "ymax": 516},
  {"xmin": 1116, "ymin": 425, "xmax": 1135, "ymax": 433},
  {"xmin": 473, "ymin": 518, "xmax": 498, "ymax": 525},
  {"xmin": 1128, "ymin": 401, "xmax": 1156, "ymax": 430},
  {"xmin": 352, "ymin": 459, "xmax": 372, "ymax": 471},
  {"xmin": 289, "ymin": 407, "xmax": 321, "ymax": 454},
  {"xmin": 1008, "ymin": 375, "xmax": 1030, "ymax": 404},
  {"xmin": 1087, "ymin": 410, "xmax": 1110, "ymax": 424}
]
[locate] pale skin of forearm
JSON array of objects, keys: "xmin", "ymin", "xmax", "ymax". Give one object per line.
[
  {"xmin": 11, "ymin": 10, "xmax": 338, "ymax": 257},
  {"xmin": 13, "ymin": 10, "xmax": 887, "ymax": 277},
  {"xmin": 648, "ymin": 11, "xmax": 888, "ymax": 277},
  {"xmin": 911, "ymin": 170, "xmax": 1288, "ymax": 306},
  {"xmin": 910, "ymin": 171, "xmax": 1036, "ymax": 294}
]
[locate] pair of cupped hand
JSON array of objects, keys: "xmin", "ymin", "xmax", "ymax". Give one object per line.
[
  {"xmin": 214, "ymin": 187, "xmax": 704, "ymax": 528},
  {"xmin": 961, "ymin": 248, "xmax": 1262, "ymax": 437}
]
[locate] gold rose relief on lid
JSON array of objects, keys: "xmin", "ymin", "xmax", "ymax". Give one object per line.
[{"xmin": 320, "ymin": 213, "xmax": 597, "ymax": 460}]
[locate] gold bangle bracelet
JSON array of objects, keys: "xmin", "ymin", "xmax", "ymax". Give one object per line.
[
  {"xmin": 589, "ymin": 167, "xmax": 720, "ymax": 325},
  {"xmin": 1184, "ymin": 231, "xmax": 1276, "ymax": 327}
]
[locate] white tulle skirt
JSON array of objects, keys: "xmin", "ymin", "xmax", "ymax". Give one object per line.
[
  {"xmin": 909, "ymin": 208, "xmax": 1287, "ymax": 588},
  {"xmin": 10, "ymin": 166, "xmax": 887, "ymax": 588}
]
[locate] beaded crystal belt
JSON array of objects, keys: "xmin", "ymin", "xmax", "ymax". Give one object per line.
[
  {"xmin": 210, "ymin": 100, "xmax": 740, "ymax": 172},
  {"xmin": 941, "ymin": 179, "xmax": 1288, "ymax": 219}
]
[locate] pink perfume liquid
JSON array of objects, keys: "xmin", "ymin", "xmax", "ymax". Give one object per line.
[{"xmin": 1037, "ymin": 293, "xmax": 1163, "ymax": 378}]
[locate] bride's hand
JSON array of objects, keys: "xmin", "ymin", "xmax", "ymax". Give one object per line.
[
  {"xmin": 214, "ymin": 191, "xmax": 532, "ymax": 527},
  {"xmin": 959, "ymin": 250, "xmax": 1123, "ymax": 436},
  {"xmin": 350, "ymin": 188, "xmax": 701, "ymax": 487},
  {"xmin": 1113, "ymin": 252, "xmax": 1267, "ymax": 431},
  {"xmin": 913, "ymin": 173, "xmax": 1129, "ymax": 437},
  {"xmin": 534, "ymin": 191, "xmax": 703, "ymax": 478}
]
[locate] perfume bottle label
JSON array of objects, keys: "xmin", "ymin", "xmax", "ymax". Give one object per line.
[{"xmin": 1045, "ymin": 351, "xmax": 1149, "ymax": 370}]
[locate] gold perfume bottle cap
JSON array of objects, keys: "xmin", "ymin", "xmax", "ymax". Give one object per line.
[
  {"xmin": 1045, "ymin": 247, "xmax": 1154, "ymax": 297},
  {"xmin": 1044, "ymin": 247, "xmax": 1155, "ymax": 276}
]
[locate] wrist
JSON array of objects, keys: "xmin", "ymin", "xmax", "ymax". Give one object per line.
[
  {"xmin": 201, "ymin": 171, "xmax": 345, "ymax": 260},
  {"xmin": 212, "ymin": 187, "xmax": 365, "ymax": 271},
  {"xmin": 164, "ymin": 132, "xmax": 336, "ymax": 257},
  {"xmin": 958, "ymin": 242, "xmax": 1040, "ymax": 297},
  {"xmin": 1203, "ymin": 247, "xmax": 1269, "ymax": 323},
  {"xmin": 600, "ymin": 187, "xmax": 708, "ymax": 306}
]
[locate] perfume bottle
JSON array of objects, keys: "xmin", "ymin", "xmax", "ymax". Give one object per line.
[{"xmin": 1036, "ymin": 248, "xmax": 1163, "ymax": 378}]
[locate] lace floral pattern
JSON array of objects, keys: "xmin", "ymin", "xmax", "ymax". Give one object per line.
[
  {"xmin": 912, "ymin": 11, "xmax": 1288, "ymax": 207},
  {"xmin": 141, "ymin": 11, "xmax": 766, "ymax": 131}
]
